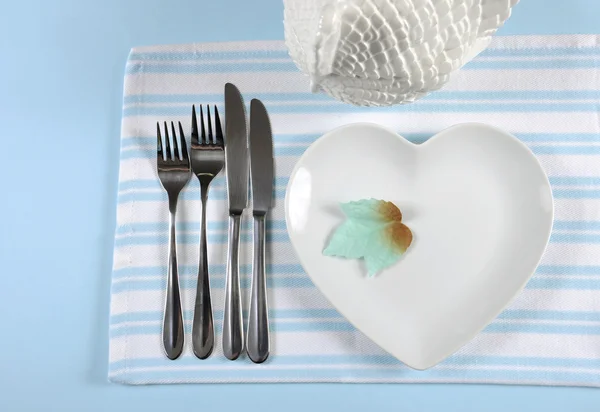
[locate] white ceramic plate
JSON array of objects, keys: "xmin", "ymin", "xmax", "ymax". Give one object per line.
[{"xmin": 285, "ymin": 123, "xmax": 553, "ymax": 370}]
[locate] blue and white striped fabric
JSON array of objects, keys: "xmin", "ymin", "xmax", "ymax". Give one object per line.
[{"xmin": 110, "ymin": 35, "xmax": 600, "ymax": 386}]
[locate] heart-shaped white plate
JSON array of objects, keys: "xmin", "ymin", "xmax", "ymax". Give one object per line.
[{"xmin": 285, "ymin": 122, "xmax": 553, "ymax": 370}]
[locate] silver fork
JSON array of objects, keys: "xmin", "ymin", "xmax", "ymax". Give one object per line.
[
  {"xmin": 190, "ymin": 105, "xmax": 225, "ymax": 359},
  {"xmin": 157, "ymin": 121, "xmax": 191, "ymax": 360}
]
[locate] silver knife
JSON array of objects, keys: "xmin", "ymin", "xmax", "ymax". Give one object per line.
[
  {"xmin": 223, "ymin": 83, "xmax": 248, "ymax": 360},
  {"xmin": 247, "ymin": 98, "xmax": 274, "ymax": 363}
]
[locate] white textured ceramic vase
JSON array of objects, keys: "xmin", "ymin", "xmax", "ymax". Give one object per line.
[{"xmin": 284, "ymin": 0, "xmax": 519, "ymax": 106}]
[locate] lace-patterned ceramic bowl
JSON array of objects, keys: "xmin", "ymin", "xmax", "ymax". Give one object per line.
[{"xmin": 284, "ymin": 0, "xmax": 519, "ymax": 106}]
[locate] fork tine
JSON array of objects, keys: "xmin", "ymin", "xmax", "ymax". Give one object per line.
[
  {"xmin": 214, "ymin": 105, "xmax": 224, "ymax": 146},
  {"xmin": 164, "ymin": 121, "xmax": 172, "ymax": 161},
  {"xmin": 207, "ymin": 105, "xmax": 214, "ymax": 143},
  {"xmin": 178, "ymin": 122, "xmax": 189, "ymax": 161},
  {"xmin": 200, "ymin": 105, "xmax": 207, "ymax": 144},
  {"xmin": 171, "ymin": 122, "xmax": 179, "ymax": 160},
  {"xmin": 191, "ymin": 105, "xmax": 200, "ymax": 145},
  {"xmin": 157, "ymin": 122, "xmax": 163, "ymax": 158}
]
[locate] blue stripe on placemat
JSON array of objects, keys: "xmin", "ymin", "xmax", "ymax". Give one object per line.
[
  {"xmin": 122, "ymin": 102, "xmax": 600, "ymax": 117},
  {"xmin": 122, "ymin": 90, "xmax": 600, "ymax": 104},
  {"xmin": 125, "ymin": 58, "xmax": 600, "ymax": 75}
]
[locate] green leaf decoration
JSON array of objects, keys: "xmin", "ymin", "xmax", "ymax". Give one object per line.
[{"xmin": 323, "ymin": 199, "xmax": 413, "ymax": 277}]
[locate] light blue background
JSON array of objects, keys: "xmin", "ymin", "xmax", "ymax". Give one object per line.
[{"xmin": 1, "ymin": 0, "xmax": 600, "ymax": 410}]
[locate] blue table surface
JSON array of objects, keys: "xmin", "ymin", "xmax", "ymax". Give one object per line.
[{"xmin": 2, "ymin": 0, "xmax": 600, "ymax": 410}]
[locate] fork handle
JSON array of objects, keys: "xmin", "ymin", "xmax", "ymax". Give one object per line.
[
  {"xmin": 223, "ymin": 214, "xmax": 244, "ymax": 360},
  {"xmin": 247, "ymin": 213, "xmax": 270, "ymax": 363},
  {"xmin": 192, "ymin": 184, "xmax": 214, "ymax": 359},
  {"xmin": 162, "ymin": 201, "xmax": 184, "ymax": 360}
]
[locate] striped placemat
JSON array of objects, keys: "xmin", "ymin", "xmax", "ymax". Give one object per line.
[{"xmin": 110, "ymin": 35, "xmax": 600, "ymax": 385}]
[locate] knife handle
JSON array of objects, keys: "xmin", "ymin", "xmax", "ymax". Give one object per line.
[
  {"xmin": 223, "ymin": 214, "xmax": 244, "ymax": 360},
  {"xmin": 247, "ymin": 214, "xmax": 270, "ymax": 363}
]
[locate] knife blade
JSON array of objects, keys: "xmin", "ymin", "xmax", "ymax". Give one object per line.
[
  {"xmin": 247, "ymin": 98, "xmax": 274, "ymax": 363},
  {"xmin": 225, "ymin": 83, "xmax": 249, "ymax": 214},
  {"xmin": 222, "ymin": 83, "xmax": 248, "ymax": 360},
  {"xmin": 249, "ymin": 99, "xmax": 274, "ymax": 214}
]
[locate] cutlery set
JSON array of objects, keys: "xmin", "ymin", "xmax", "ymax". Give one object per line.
[{"xmin": 156, "ymin": 83, "xmax": 274, "ymax": 363}]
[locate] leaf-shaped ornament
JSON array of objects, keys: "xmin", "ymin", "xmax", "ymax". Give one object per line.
[{"xmin": 323, "ymin": 199, "xmax": 413, "ymax": 277}]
